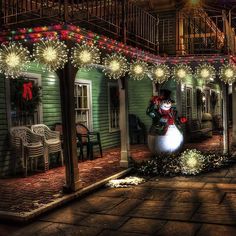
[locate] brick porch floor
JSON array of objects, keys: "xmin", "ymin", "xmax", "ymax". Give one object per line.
[{"xmin": 0, "ymin": 145, "xmax": 151, "ymax": 215}]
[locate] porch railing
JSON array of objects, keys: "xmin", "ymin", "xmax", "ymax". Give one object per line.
[{"xmin": 1, "ymin": 0, "xmax": 158, "ymax": 53}]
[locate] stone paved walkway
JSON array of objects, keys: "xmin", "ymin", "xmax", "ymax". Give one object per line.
[{"xmin": 1, "ymin": 164, "xmax": 236, "ymax": 235}]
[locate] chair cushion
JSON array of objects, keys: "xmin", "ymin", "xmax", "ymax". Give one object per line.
[
  {"xmin": 46, "ymin": 139, "xmax": 60, "ymax": 145},
  {"xmin": 25, "ymin": 142, "xmax": 43, "ymax": 147}
]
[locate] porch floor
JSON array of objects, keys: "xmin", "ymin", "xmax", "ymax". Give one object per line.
[{"xmin": 0, "ymin": 145, "xmax": 151, "ymax": 216}]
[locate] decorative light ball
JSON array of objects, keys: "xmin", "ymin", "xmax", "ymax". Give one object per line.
[
  {"xmin": 110, "ymin": 60, "xmax": 120, "ymax": 72},
  {"xmin": 33, "ymin": 39, "xmax": 68, "ymax": 72},
  {"xmin": 6, "ymin": 52, "xmax": 20, "ymax": 68},
  {"xmin": 134, "ymin": 65, "xmax": 143, "ymax": 74},
  {"xmin": 219, "ymin": 64, "xmax": 236, "ymax": 84},
  {"xmin": 151, "ymin": 64, "xmax": 170, "ymax": 84},
  {"xmin": 200, "ymin": 68, "xmax": 210, "ymax": 78},
  {"xmin": 79, "ymin": 50, "xmax": 92, "ymax": 63},
  {"xmin": 196, "ymin": 63, "xmax": 216, "ymax": 82},
  {"xmin": 42, "ymin": 46, "xmax": 57, "ymax": 62},
  {"xmin": 155, "ymin": 68, "xmax": 164, "ymax": 77},
  {"xmin": 225, "ymin": 68, "xmax": 234, "ymax": 78},
  {"xmin": 172, "ymin": 64, "xmax": 192, "ymax": 83},
  {"xmin": 177, "ymin": 68, "xmax": 186, "ymax": 79},
  {"xmin": 103, "ymin": 53, "xmax": 128, "ymax": 80},
  {"xmin": 180, "ymin": 149, "xmax": 205, "ymax": 175},
  {"xmin": 71, "ymin": 44, "xmax": 100, "ymax": 70},
  {"xmin": 129, "ymin": 60, "xmax": 148, "ymax": 80},
  {"xmin": 0, "ymin": 42, "xmax": 31, "ymax": 78}
]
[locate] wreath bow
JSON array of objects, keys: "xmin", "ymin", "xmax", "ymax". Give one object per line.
[{"xmin": 22, "ymin": 82, "xmax": 33, "ymax": 100}]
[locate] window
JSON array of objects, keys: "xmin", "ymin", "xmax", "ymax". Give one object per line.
[
  {"xmin": 74, "ymin": 81, "xmax": 92, "ymax": 129},
  {"xmin": 186, "ymin": 87, "xmax": 192, "ymax": 120},
  {"xmin": 108, "ymin": 82, "xmax": 119, "ymax": 132},
  {"xmin": 7, "ymin": 74, "xmax": 42, "ymax": 127}
]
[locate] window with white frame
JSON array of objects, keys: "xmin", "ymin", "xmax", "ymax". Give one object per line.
[
  {"xmin": 7, "ymin": 74, "xmax": 42, "ymax": 127},
  {"xmin": 74, "ymin": 81, "xmax": 92, "ymax": 129},
  {"xmin": 108, "ymin": 82, "xmax": 119, "ymax": 132},
  {"xmin": 186, "ymin": 87, "xmax": 193, "ymax": 120}
]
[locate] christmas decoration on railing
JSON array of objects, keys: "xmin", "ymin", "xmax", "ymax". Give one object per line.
[
  {"xmin": 71, "ymin": 44, "xmax": 101, "ymax": 70},
  {"xmin": 33, "ymin": 39, "xmax": 68, "ymax": 72},
  {"xmin": 151, "ymin": 64, "xmax": 170, "ymax": 84},
  {"xmin": 179, "ymin": 149, "xmax": 205, "ymax": 175},
  {"xmin": 172, "ymin": 64, "xmax": 192, "ymax": 83},
  {"xmin": 0, "ymin": 42, "xmax": 30, "ymax": 78},
  {"xmin": 128, "ymin": 60, "xmax": 148, "ymax": 80},
  {"xmin": 103, "ymin": 53, "xmax": 128, "ymax": 79},
  {"xmin": 219, "ymin": 64, "xmax": 236, "ymax": 84},
  {"xmin": 106, "ymin": 176, "xmax": 145, "ymax": 188},
  {"xmin": 195, "ymin": 63, "xmax": 216, "ymax": 82}
]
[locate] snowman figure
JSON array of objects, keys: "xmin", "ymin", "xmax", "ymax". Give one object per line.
[{"xmin": 146, "ymin": 89, "xmax": 187, "ymax": 154}]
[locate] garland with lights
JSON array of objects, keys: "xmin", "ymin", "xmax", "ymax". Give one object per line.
[
  {"xmin": 172, "ymin": 63, "xmax": 192, "ymax": 83},
  {"xmin": 33, "ymin": 39, "xmax": 68, "ymax": 72},
  {"xmin": 133, "ymin": 149, "xmax": 229, "ymax": 176},
  {"xmin": 195, "ymin": 63, "xmax": 216, "ymax": 82},
  {"xmin": 10, "ymin": 77, "xmax": 42, "ymax": 115},
  {"xmin": 71, "ymin": 44, "xmax": 101, "ymax": 70},
  {"xmin": 151, "ymin": 64, "xmax": 170, "ymax": 84},
  {"xmin": 103, "ymin": 53, "xmax": 128, "ymax": 79},
  {"xmin": 219, "ymin": 64, "xmax": 236, "ymax": 84},
  {"xmin": 0, "ymin": 42, "xmax": 30, "ymax": 78},
  {"xmin": 129, "ymin": 60, "xmax": 148, "ymax": 80}
]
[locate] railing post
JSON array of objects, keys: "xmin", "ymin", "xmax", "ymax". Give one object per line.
[
  {"xmin": 122, "ymin": 0, "xmax": 127, "ymax": 43},
  {"xmin": 156, "ymin": 15, "xmax": 159, "ymax": 54},
  {"xmin": 63, "ymin": 0, "xmax": 69, "ymax": 22}
]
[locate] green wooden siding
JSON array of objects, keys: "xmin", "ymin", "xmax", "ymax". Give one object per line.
[
  {"xmin": 76, "ymin": 69, "xmax": 120, "ymax": 149},
  {"xmin": 128, "ymin": 77, "xmax": 153, "ymax": 131}
]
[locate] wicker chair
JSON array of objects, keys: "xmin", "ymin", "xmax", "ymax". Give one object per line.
[
  {"xmin": 31, "ymin": 124, "xmax": 63, "ymax": 169},
  {"xmin": 10, "ymin": 126, "xmax": 45, "ymax": 177}
]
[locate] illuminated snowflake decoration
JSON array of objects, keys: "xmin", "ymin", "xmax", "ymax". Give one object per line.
[
  {"xmin": 180, "ymin": 149, "xmax": 205, "ymax": 175},
  {"xmin": 195, "ymin": 63, "xmax": 216, "ymax": 82},
  {"xmin": 71, "ymin": 44, "xmax": 101, "ymax": 70},
  {"xmin": 129, "ymin": 60, "xmax": 148, "ymax": 80},
  {"xmin": 33, "ymin": 39, "xmax": 68, "ymax": 72},
  {"xmin": 151, "ymin": 64, "xmax": 170, "ymax": 84},
  {"xmin": 0, "ymin": 42, "xmax": 30, "ymax": 78},
  {"xmin": 172, "ymin": 64, "xmax": 192, "ymax": 83},
  {"xmin": 106, "ymin": 176, "xmax": 145, "ymax": 188},
  {"xmin": 219, "ymin": 64, "xmax": 236, "ymax": 84},
  {"xmin": 103, "ymin": 53, "xmax": 128, "ymax": 79}
]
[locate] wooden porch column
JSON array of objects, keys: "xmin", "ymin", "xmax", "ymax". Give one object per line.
[
  {"xmin": 222, "ymin": 83, "xmax": 230, "ymax": 154},
  {"xmin": 232, "ymin": 82, "xmax": 236, "ymax": 146},
  {"xmin": 57, "ymin": 59, "xmax": 81, "ymax": 192},
  {"xmin": 119, "ymin": 77, "xmax": 130, "ymax": 167}
]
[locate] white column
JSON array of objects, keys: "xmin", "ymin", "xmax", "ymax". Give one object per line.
[
  {"xmin": 119, "ymin": 78, "xmax": 130, "ymax": 167},
  {"xmin": 222, "ymin": 83, "xmax": 229, "ymax": 154},
  {"xmin": 232, "ymin": 82, "xmax": 236, "ymax": 146}
]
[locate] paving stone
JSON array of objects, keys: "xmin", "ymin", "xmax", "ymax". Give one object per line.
[
  {"xmin": 167, "ymin": 190, "xmax": 225, "ymax": 203},
  {"xmin": 79, "ymin": 214, "xmax": 129, "ymax": 230},
  {"xmin": 197, "ymin": 224, "xmax": 236, "ymax": 236},
  {"xmin": 191, "ymin": 203, "xmax": 236, "ymax": 225},
  {"xmin": 203, "ymin": 183, "xmax": 236, "ymax": 191},
  {"xmin": 68, "ymin": 196, "xmax": 125, "ymax": 213},
  {"xmin": 98, "ymin": 230, "xmax": 147, "ymax": 236},
  {"xmin": 222, "ymin": 192, "xmax": 236, "ymax": 205},
  {"xmin": 95, "ymin": 187, "xmax": 133, "ymax": 198},
  {"xmin": 19, "ymin": 223, "xmax": 102, "ymax": 236},
  {"xmin": 11, "ymin": 221, "xmax": 53, "ymax": 236},
  {"xmin": 119, "ymin": 217, "xmax": 166, "ymax": 234},
  {"xmin": 156, "ymin": 221, "xmax": 201, "ymax": 236},
  {"xmin": 105, "ymin": 199, "xmax": 143, "ymax": 216},
  {"xmin": 147, "ymin": 181, "xmax": 205, "ymax": 190},
  {"xmin": 128, "ymin": 200, "xmax": 199, "ymax": 221},
  {"xmin": 40, "ymin": 208, "xmax": 89, "ymax": 224}
]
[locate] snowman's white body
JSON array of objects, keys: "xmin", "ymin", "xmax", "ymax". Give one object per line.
[{"xmin": 147, "ymin": 103, "xmax": 184, "ymax": 155}]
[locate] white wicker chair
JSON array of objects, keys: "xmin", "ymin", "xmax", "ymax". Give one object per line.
[
  {"xmin": 31, "ymin": 124, "xmax": 63, "ymax": 169},
  {"xmin": 10, "ymin": 126, "xmax": 45, "ymax": 177}
]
